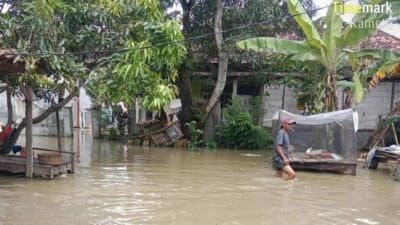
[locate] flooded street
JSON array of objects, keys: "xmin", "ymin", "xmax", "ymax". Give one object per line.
[{"xmin": 1, "ymin": 132, "xmax": 399, "ymax": 225}]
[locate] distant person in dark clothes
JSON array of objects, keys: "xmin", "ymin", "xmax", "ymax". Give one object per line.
[{"xmin": 273, "ymin": 117, "xmax": 296, "ymax": 180}]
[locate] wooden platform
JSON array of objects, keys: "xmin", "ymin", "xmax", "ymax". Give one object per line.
[
  {"xmin": 289, "ymin": 152, "xmax": 357, "ymax": 175},
  {"xmin": 368, "ymin": 147, "xmax": 400, "ymax": 169},
  {"xmin": 0, "ymin": 148, "xmax": 75, "ymax": 179},
  {"xmin": 367, "ymin": 147, "xmax": 400, "ymax": 181}
]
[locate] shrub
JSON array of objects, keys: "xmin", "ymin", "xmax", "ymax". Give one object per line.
[
  {"xmin": 185, "ymin": 120, "xmax": 203, "ymax": 150},
  {"xmin": 217, "ymin": 99, "xmax": 273, "ymax": 149}
]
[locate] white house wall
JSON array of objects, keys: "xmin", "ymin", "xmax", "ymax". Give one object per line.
[{"xmin": 0, "ymin": 87, "xmax": 97, "ymax": 137}]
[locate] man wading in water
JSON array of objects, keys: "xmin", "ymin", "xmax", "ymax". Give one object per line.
[{"xmin": 273, "ymin": 117, "xmax": 296, "ymax": 180}]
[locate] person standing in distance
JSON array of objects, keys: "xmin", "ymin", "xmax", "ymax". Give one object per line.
[{"xmin": 273, "ymin": 117, "xmax": 296, "ymax": 180}]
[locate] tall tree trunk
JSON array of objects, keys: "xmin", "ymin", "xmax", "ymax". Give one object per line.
[
  {"xmin": 343, "ymin": 88, "xmax": 353, "ymax": 109},
  {"xmin": 201, "ymin": 0, "xmax": 228, "ymax": 127},
  {"xmin": 21, "ymin": 83, "xmax": 34, "ymax": 178},
  {"xmin": 177, "ymin": 0, "xmax": 195, "ymax": 136},
  {"xmin": 203, "ymin": 102, "xmax": 221, "ymax": 142}
]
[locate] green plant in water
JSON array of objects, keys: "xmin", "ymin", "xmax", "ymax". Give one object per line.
[
  {"xmin": 217, "ymin": 98, "xmax": 273, "ymax": 150},
  {"xmin": 248, "ymin": 96, "xmax": 265, "ymax": 124},
  {"xmin": 205, "ymin": 140, "xmax": 217, "ymax": 149},
  {"xmin": 93, "ymin": 107, "xmax": 113, "ymax": 137},
  {"xmin": 185, "ymin": 120, "xmax": 203, "ymax": 150},
  {"xmin": 108, "ymin": 127, "xmax": 119, "ymax": 140}
]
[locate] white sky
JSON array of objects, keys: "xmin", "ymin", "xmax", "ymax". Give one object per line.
[
  {"xmin": 314, "ymin": 0, "xmax": 358, "ymax": 22},
  {"xmin": 1, "ymin": 3, "xmax": 11, "ymax": 13}
]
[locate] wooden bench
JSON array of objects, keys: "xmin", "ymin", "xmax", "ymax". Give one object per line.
[{"xmin": 0, "ymin": 148, "xmax": 75, "ymax": 179}]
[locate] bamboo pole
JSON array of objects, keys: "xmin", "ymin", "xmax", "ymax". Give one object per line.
[{"xmin": 391, "ymin": 122, "xmax": 399, "ymax": 145}]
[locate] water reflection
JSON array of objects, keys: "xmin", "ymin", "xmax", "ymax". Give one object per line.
[{"xmin": 0, "ymin": 132, "xmax": 399, "ymax": 225}]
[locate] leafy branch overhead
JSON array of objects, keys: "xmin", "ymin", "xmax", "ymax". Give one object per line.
[{"xmin": 0, "ymin": 0, "xmax": 186, "ymax": 112}]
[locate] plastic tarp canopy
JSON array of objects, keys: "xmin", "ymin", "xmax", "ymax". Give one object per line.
[{"xmin": 272, "ymin": 109, "xmax": 358, "ymax": 161}]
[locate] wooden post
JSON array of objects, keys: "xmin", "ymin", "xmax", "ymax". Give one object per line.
[
  {"xmin": 22, "ymin": 84, "xmax": 34, "ymax": 178},
  {"xmin": 232, "ymin": 78, "xmax": 238, "ymax": 97},
  {"xmin": 56, "ymin": 109, "xmax": 62, "ymax": 152},
  {"xmin": 72, "ymin": 97, "xmax": 80, "ymax": 128},
  {"xmin": 390, "ymin": 81, "xmax": 395, "ymax": 111}
]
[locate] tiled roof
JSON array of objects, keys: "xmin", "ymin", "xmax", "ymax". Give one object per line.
[
  {"xmin": 276, "ymin": 28, "xmax": 400, "ymax": 52},
  {"xmin": 365, "ymin": 31, "xmax": 400, "ymax": 52}
]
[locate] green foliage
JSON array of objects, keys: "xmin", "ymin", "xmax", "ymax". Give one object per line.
[
  {"xmin": 94, "ymin": 107, "xmax": 112, "ymax": 127},
  {"xmin": 205, "ymin": 140, "xmax": 217, "ymax": 149},
  {"xmin": 248, "ymin": 96, "xmax": 265, "ymax": 124},
  {"xmin": 0, "ymin": 0, "xmax": 186, "ymax": 115},
  {"xmin": 383, "ymin": 115, "xmax": 400, "ymax": 126},
  {"xmin": 237, "ymin": 0, "xmax": 399, "ymax": 112},
  {"xmin": 217, "ymin": 98, "xmax": 272, "ymax": 149},
  {"xmin": 0, "ymin": 0, "xmax": 87, "ymax": 94},
  {"xmin": 282, "ymin": 63, "xmax": 325, "ymax": 114},
  {"xmin": 185, "ymin": 120, "xmax": 203, "ymax": 150},
  {"xmin": 82, "ymin": 1, "xmax": 186, "ymax": 111},
  {"xmin": 108, "ymin": 127, "xmax": 119, "ymax": 140},
  {"xmin": 172, "ymin": 0, "xmax": 315, "ymax": 77}
]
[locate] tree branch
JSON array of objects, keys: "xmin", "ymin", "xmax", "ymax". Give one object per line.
[
  {"xmin": 8, "ymin": 91, "xmax": 77, "ymax": 147},
  {"xmin": 20, "ymin": 91, "xmax": 77, "ymax": 126}
]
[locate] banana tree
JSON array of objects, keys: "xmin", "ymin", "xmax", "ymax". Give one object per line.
[
  {"xmin": 237, "ymin": 0, "xmax": 399, "ymax": 112},
  {"xmin": 337, "ymin": 48, "xmax": 400, "ymax": 109},
  {"xmin": 368, "ymin": 62, "xmax": 400, "ymax": 90},
  {"xmin": 354, "ymin": 49, "xmax": 400, "ymax": 91}
]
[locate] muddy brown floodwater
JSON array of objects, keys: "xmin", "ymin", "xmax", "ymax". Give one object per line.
[{"xmin": 1, "ymin": 131, "xmax": 399, "ymax": 225}]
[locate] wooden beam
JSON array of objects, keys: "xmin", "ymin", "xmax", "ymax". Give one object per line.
[{"xmin": 192, "ymin": 71, "xmax": 294, "ymax": 77}]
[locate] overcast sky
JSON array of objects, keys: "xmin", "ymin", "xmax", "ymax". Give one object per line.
[
  {"xmin": 314, "ymin": 0, "xmax": 400, "ymax": 38},
  {"xmin": 314, "ymin": 0, "xmax": 359, "ymax": 22}
]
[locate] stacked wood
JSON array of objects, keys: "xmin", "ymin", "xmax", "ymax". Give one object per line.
[{"xmin": 361, "ymin": 101, "xmax": 400, "ymax": 150}]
